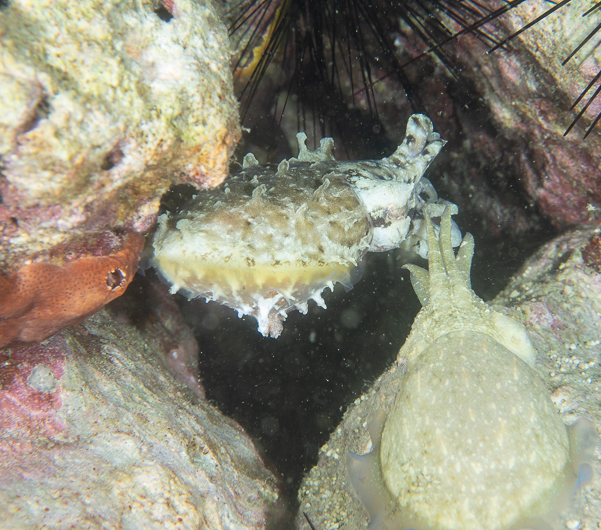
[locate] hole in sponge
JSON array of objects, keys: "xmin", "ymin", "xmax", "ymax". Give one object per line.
[
  {"xmin": 101, "ymin": 145, "xmax": 125, "ymax": 171},
  {"xmin": 21, "ymin": 95, "xmax": 50, "ymax": 134},
  {"xmin": 106, "ymin": 268, "xmax": 126, "ymax": 290}
]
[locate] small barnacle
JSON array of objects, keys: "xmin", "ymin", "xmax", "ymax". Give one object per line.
[
  {"xmin": 277, "ymin": 159, "xmax": 289, "ymax": 174},
  {"xmin": 151, "ymin": 115, "xmax": 460, "ymax": 338},
  {"xmin": 106, "ymin": 268, "xmax": 126, "ymax": 290},
  {"xmin": 243, "ymin": 153, "xmax": 259, "ymax": 168},
  {"xmin": 582, "ymin": 231, "xmax": 601, "ymax": 273}
]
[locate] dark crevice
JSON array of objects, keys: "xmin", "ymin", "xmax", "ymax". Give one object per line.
[
  {"xmin": 21, "ymin": 95, "xmax": 50, "ymax": 134},
  {"xmin": 154, "ymin": 3, "xmax": 173, "ymax": 22},
  {"xmin": 158, "ymin": 184, "xmax": 199, "ymax": 216},
  {"xmin": 101, "ymin": 145, "xmax": 125, "ymax": 171}
]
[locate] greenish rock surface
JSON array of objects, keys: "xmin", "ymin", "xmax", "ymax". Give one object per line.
[{"xmin": 0, "ymin": 0, "xmax": 240, "ymax": 271}]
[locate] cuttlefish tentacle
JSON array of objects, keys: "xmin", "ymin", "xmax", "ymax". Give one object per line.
[{"xmin": 347, "ymin": 208, "xmax": 596, "ymax": 530}]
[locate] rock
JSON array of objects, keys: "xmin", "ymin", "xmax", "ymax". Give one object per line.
[
  {"xmin": 363, "ymin": 0, "xmax": 601, "ymax": 231},
  {"xmin": 443, "ymin": 0, "xmax": 601, "ymax": 226},
  {"xmin": 0, "ymin": 300, "xmax": 278, "ymax": 529},
  {"xmin": 0, "ymin": 0, "xmax": 240, "ymax": 272}
]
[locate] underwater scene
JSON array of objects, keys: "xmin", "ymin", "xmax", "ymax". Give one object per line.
[{"xmin": 1, "ymin": 0, "xmax": 601, "ymax": 528}]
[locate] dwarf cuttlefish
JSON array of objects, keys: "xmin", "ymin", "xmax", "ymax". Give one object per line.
[
  {"xmin": 347, "ymin": 209, "xmax": 596, "ymax": 530},
  {"xmin": 151, "ymin": 114, "xmax": 460, "ymax": 337}
]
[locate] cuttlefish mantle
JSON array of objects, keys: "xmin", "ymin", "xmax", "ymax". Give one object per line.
[{"xmin": 151, "ymin": 115, "xmax": 460, "ymax": 337}]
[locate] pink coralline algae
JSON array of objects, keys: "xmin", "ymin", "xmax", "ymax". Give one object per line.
[
  {"xmin": 367, "ymin": 2, "xmax": 601, "ymax": 230},
  {"xmin": 441, "ymin": 0, "xmax": 601, "ymax": 226},
  {"xmin": 0, "ymin": 339, "xmax": 66, "ymax": 440},
  {"xmin": 0, "ymin": 311, "xmax": 278, "ymax": 529}
]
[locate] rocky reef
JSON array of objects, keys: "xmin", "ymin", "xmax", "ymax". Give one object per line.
[
  {"xmin": 0, "ymin": 283, "xmax": 279, "ymax": 529},
  {"xmin": 0, "ymin": 0, "xmax": 239, "ymax": 343},
  {"xmin": 1, "ymin": 0, "xmax": 601, "ymax": 527},
  {"xmin": 0, "ymin": 2, "xmax": 283, "ymax": 526},
  {"xmin": 439, "ymin": 0, "xmax": 601, "ymax": 227}
]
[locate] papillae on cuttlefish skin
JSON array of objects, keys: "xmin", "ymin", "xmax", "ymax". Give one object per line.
[
  {"xmin": 347, "ymin": 208, "xmax": 597, "ymax": 530},
  {"xmin": 150, "ymin": 114, "xmax": 462, "ymax": 338}
]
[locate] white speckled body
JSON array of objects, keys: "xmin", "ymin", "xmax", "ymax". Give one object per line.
[
  {"xmin": 347, "ymin": 209, "xmax": 594, "ymax": 530},
  {"xmin": 151, "ymin": 115, "xmax": 459, "ymax": 337}
]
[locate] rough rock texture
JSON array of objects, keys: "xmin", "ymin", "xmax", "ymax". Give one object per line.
[
  {"xmin": 0, "ymin": 295, "xmax": 279, "ymax": 529},
  {"xmin": 295, "ymin": 226, "xmax": 601, "ymax": 529},
  {"xmin": 362, "ymin": 0, "xmax": 601, "ymax": 232},
  {"xmin": 443, "ymin": 0, "xmax": 601, "ymax": 226},
  {"xmin": 0, "ymin": 0, "xmax": 240, "ymax": 272}
]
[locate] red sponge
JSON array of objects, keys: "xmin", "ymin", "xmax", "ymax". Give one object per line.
[{"xmin": 0, "ymin": 231, "xmax": 144, "ymax": 348}]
